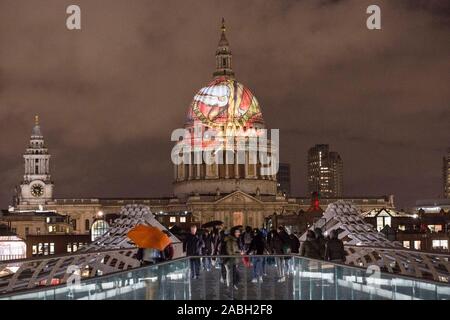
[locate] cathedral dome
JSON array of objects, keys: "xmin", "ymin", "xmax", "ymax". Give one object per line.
[{"xmin": 185, "ymin": 76, "xmax": 264, "ymax": 129}]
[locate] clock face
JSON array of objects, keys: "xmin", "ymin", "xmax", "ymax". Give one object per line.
[{"xmin": 30, "ymin": 184, "xmax": 44, "ymax": 198}]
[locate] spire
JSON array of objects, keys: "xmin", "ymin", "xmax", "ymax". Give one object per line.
[
  {"xmin": 213, "ymin": 18, "xmax": 234, "ymax": 78},
  {"xmin": 31, "ymin": 115, "xmax": 43, "ymax": 137}
]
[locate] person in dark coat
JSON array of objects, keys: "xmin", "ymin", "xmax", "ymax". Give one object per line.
[
  {"xmin": 224, "ymin": 228, "xmax": 242, "ymax": 289},
  {"xmin": 268, "ymin": 228, "xmax": 287, "ymax": 282},
  {"xmin": 202, "ymin": 229, "xmax": 213, "ymax": 271},
  {"xmin": 247, "ymin": 229, "xmax": 267, "ymax": 283},
  {"xmin": 314, "ymin": 228, "xmax": 326, "ymax": 259},
  {"xmin": 211, "ymin": 227, "xmax": 222, "ymax": 255},
  {"xmin": 161, "ymin": 230, "xmax": 174, "ymax": 261},
  {"xmin": 324, "ymin": 230, "xmax": 346, "ymax": 263},
  {"xmin": 300, "ymin": 230, "xmax": 321, "ymax": 259},
  {"xmin": 217, "ymin": 229, "xmax": 228, "ymax": 283},
  {"xmin": 240, "ymin": 226, "xmax": 254, "ymax": 252},
  {"xmin": 289, "ymin": 233, "xmax": 300, "ymax": 254},
  {"xmin": 268, "ymin": 230, "xmax": 284, "ymax": 254},
  {"xmin": 183, "ymin": 225, "xmax": 204, "ymax": 279}
]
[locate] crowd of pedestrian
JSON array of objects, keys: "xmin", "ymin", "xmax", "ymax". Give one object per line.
[{"xmin": 182, "ymin": 224, "xmax": 347, "ymax": 289}]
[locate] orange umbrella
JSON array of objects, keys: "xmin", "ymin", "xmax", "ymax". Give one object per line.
[{"xmin": 127, "ymin": 224, "xmax": 171, "ymax": 251}]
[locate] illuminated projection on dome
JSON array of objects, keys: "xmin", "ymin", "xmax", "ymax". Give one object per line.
[{"xmin": 187, "ymin": 77, "xmax": 264, "ymax": 128}]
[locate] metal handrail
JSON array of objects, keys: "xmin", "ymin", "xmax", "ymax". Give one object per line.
[{"xmin": 2, "ymin": 253, "xmax": 450, "ymax": 299}]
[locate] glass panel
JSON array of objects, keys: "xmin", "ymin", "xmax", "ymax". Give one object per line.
[{"xmin": 1, "ymin": 255, "xmax": 450, "ymax": 300}]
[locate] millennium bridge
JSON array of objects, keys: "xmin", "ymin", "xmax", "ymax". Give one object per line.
[{"xmin": 1, "ymin": 203, "xmax": 449, "ymax": 300}]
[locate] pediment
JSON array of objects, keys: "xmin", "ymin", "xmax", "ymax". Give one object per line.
[{"xmin": 215, "ymin": 191, "xmax": 263, "ymax": 205}]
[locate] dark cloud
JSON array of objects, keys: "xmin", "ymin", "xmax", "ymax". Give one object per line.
[{"xmin": 0, "ymin": 0, "xmax": 449, "ymax": 209}]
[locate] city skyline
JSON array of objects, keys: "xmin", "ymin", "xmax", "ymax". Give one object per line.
[{"xmin": 0, "ymin": 0, "xmax": 449, "ymax": 210}]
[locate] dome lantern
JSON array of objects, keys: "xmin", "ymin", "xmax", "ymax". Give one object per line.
[{"xmin": 213, "ymin": 18, "xmax": 234, "ymax": 79}]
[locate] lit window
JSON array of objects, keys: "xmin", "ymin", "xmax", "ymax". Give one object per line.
[
  {"xmin": 376, "ymin": 216, "xmax": 391, "ymax": 231},
  {"xmin": 50, "ymin": 243, "xmax": 55, "ymax": 255},
  {"xmin": 43, "ymin": 243, "xmax": 49, "ymax": 255},
  {"xmin": 403, "ymin": 241, "xmax": 410, "ymax": 249},
  {"xmin": 170, "ymin": 217, "xmax": 176, "ymax": 223},
  {"xmin": 414, "ymin": 241, "xmax": 421, "ymax": 250},
  {"xmin": 428, "ymin": 225, "xmax": 443, "ymax": 233},
  {"xmin": 67, "ymin": 244, "xmax": 72, "ymax": 253},
  {"xmin": 36, "ymin": 227, "xmax": 41, "ymax": 235},
  {"xmin": 32, "ymin": 245, "xmax": 37, "ymax": 255},
  {"xmin": 432, "ymin": 240, "xmax": 448, "ymax": 250},
  {"xmin": 180, "ymin": 217, "xmax": 186, "ymax": 223},
  {"xmin": 398, "ymin": 225, "xmax": 406, "ymax": 231},
  {"xmin": 90, "ymin": 220, "xmax": 110, "ymax": 241},
  {"xmin": 73, "ymin": 244, "xmax": 78, "ymax": 252}
]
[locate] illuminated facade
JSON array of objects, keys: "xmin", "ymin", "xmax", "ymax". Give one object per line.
[
  {"xmin": 18, "ymin": 116, "xmax": 54, "ymax": 205},
  {"xmin": 174, "ymin": 19, "xmax": 277, "ymax": 198},
  {"xmin": 307, "ymin": 144, "xmax": 343, "ymax": 198}
]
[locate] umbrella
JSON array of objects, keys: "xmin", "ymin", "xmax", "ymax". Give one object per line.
[
  {"xmin": 169, "ymin": 224, "xmax": 183, "ymax": 234},
  {"xmin": 127, "ymin": 224, "xmax": 171, "ymax": 251},
  {"xmin": 202, "ymin": 220, "xmax": 224, "ymax": 228}
]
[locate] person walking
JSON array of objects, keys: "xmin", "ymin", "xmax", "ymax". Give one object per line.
[
  {"xmin": 202, "ymin": 229, "xmax": 213, "ymax": 271},
  {"xmin": 247, "ymin": 229, "xmax": 266, "ymax": 283},
  {"xmin": 289, "ymin": 233, "xmax": 300, "ymax": 254},
  {"xmin": 218, "ymin": 229, "xmax": 228, "ymax": 283},
  {"xmin": 183, "ymin": 225, "xmax": 204, "ymax": 279},
  {"xmin": 287, "ymin": 232, "xmax": 300, "ymax": 273},
  {"xmin": 161, "ymin": 230, "xmax": 174, "ymax": 261},
  {"xmin": 268, "ymin": 228, "xmax": 287, "ymax": 282},
  {"xmin": 300, "ymin": 230, "xmax": 321, "ymax": 259},
  {"xmin": 241, "ymin": 226, "xmax": 254, "ymax": 252},
  {"xmin": 324, "ymin": 230, "xmax": 346, "ymax": 263},
  {"xmin": 314, "ymin": 228, "xmax": 326, "ymax": 259},
  {"xmin": 224, "ymin": 227, "xmax": 242, "ymax": 290}
]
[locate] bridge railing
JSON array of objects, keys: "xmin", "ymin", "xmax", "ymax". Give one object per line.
[
  {"xmin": 1, "ymin": 243, "xmax": 450, "ymax": 297},
  {"xmin": 1, "ymin": 255, "xmax": 450, "ymax": 300}
]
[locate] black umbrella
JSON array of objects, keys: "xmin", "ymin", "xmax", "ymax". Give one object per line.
[
  {"xmin": 169, "ymin": 224, "xmax": 183, "ymax": 234},
  {"xmin": 201, "ymin": 220, "xmax": 224, "ymax": 228}
]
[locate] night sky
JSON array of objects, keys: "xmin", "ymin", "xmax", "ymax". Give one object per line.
[{"xmin": 0, "ymin": 0, "xmax": 449, "ymax": 210}]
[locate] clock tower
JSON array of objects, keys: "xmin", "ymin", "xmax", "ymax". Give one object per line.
[{"xmin": 19, "ymin": 116, "xmax": 54, "ymax": 205}]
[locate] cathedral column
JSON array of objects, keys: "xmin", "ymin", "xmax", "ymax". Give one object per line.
[
  {"xmin": 196, "ymin": 163, "xmax": 201, "ymax": 179},
  {"xmin": 234, "ymin": 153, "xmax": 239, "ymax": 179},
  {"xmin": 188, "ymin": 153, "xmax": 194, "ymax": 180},
  {"xmin": 244, "ymin": 151, "xmax": 249, "ymax": 178},
  {"xmin": 225, "ymin": 161, "xmax": 229, "ymax": 178}
]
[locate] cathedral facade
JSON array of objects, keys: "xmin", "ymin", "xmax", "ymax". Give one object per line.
[{"xmin": 5, "ymin": 21, "xmax": 394, "ymax": 238}]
